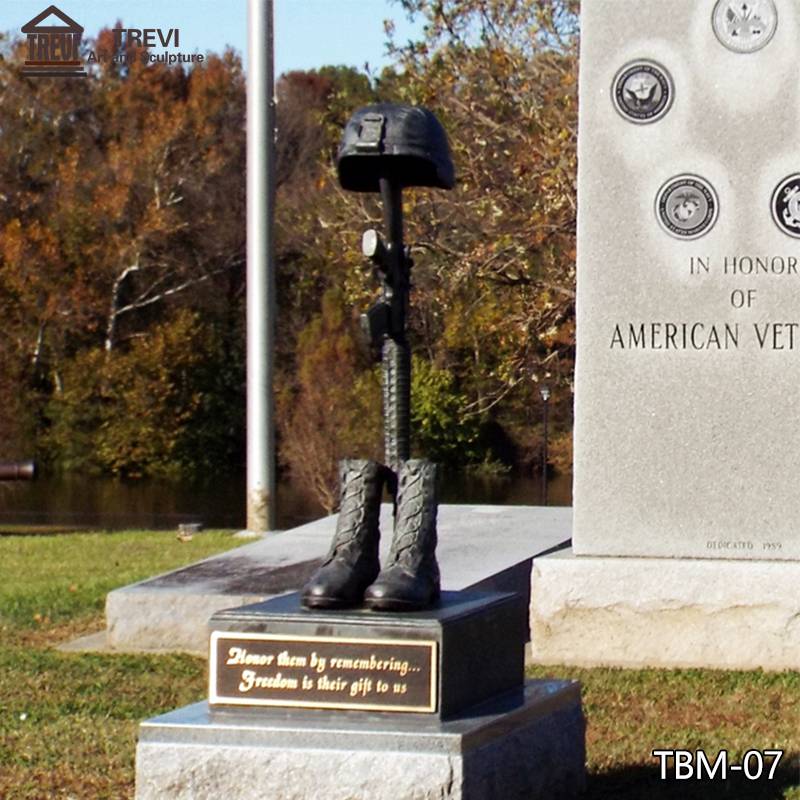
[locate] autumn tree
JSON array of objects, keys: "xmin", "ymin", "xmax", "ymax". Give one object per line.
[
  {"xmin": 385, "ymin": 0, "xmax": 579, "ymax": 468},
  {"xmin": 278, "ymin": 289, "xmax": 381, "ymax": 512},
  {"xmin": 0, "ymin": 1, "xmax": 581, "ymax": 498},
  {"xmin": 0, "ymin": 30, "xmax": 247, "ymax": 474},
  {"xmin": 275, "ymin": 0, "xmax": 580, "ymax": 487}
]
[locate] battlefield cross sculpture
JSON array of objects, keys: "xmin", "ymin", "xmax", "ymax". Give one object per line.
[{"xmin": 302, "ymin": 104, "xmax": 455, "ymax": 612}]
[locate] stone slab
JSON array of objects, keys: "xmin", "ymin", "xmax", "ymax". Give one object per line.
[
  {"xmin": 56, "ymin": 631, "xmax": 106, "ymax": 653},
  {"xmin": 574, "ymin": 0, "xmax": 800, "ymax": 561},
  {"xmin": 209, "ymin": 591, "xmax": 526, "ymax": 719},
  {"xmin": 135, "ymin": 680, "xmax": 585, "ymax": 800},
  {"xmin": 530, "ymin": 548, "xmax": 800, "ymax": 670},
  {"xmin": 106, "ymin": 504, "xmax": 571, "ymax": 654}
]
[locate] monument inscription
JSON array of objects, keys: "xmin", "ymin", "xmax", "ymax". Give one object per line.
[
  {"xmin": 574, "ymin": 0, "xmax": 800, "ymax": 561},
  {"xmin": 209, "ymin": 631, "xmax": 438, "ymax": 713}
]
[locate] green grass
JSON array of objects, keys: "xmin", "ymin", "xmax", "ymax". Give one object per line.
[
  {"xmin": 528, "ymin": 664, "xmax": 800, "ymax": 799},
  {"xmin": 0, "ymin": 530, "xmax": 246, "ymax": 799},
  {"xmin": 1, "ymin": 531, "xmax": 799, "ymax": 798},
  {"xmin": 0, "ymin": 649, "xmax": 206, "ymax": 798},
  {"xmin": 0, "ymin": 529, "xmax": 244, "ymax": 629}
]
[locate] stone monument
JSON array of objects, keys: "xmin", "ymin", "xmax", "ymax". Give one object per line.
[
  {"xmin": 531, "ymin": 0, "xmax": 800, "ymax": 670},
  {"xmin": 134, "ymin": 104, "xmax": 585, "ymax": 800}
]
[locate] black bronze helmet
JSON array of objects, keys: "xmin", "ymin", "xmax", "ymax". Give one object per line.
[{"xmin": 337, "ymin": 103, "xmax": 455, "ymax": 193}]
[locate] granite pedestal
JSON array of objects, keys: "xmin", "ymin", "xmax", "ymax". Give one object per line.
[
  {"xmin": 209, "ymin": 592, "xmax": 526, "ymax": 719},
  {"xmin": 136, "ymin": 682, "xmax": 585, "ymax": 800},
  {"xmin": 530, "ymin": 549, "xmax": 800, "ymax": 670},
  {"xmin": 136, "ymin": 591, "xmax": 585, "ymax": 798}
]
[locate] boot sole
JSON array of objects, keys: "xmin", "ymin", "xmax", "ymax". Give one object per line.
[
  {"xmin": 301, "ymin": 595, "xmax": 364, "ymax": 610},
  {"xmin": 362, "ymin": 594, "xmax": 439, "ymax": 613}
]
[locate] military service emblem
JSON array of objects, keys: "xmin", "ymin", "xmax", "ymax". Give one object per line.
[
  {"xmin": 771, "ymin": 175, "xmax": 800, "ymax": 238},
  {"xmin": 612, "ymin": 60, "xmax": 674, "ymax": 124},
  {"xmin": 656, "ymin": 175, "xmax": 719, "ymax": 240},
  {"xmin": 712, "ymin": 0, "xmax": 777, "ymax": 53}
]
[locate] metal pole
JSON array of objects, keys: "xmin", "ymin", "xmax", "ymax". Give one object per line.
[
  {"xmin": 246, "ymin": 0, "xmax": 276, "ymax": 531},
  {"xmin": 541, "ymin": 396, "xmax": 549, "ymax": 506}
]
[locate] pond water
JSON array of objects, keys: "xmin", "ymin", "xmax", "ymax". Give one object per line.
[{"xmin": 0, "ymin": 470, "xmax": 572, "ymax": 532}]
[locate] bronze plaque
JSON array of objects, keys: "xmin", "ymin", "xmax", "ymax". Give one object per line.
[{"xmin": 209, "ymin": 631, "xmax": 438, "ymax": 713}]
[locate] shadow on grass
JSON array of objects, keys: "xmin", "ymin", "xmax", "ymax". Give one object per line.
[{"xmin": 586, "ymin": 754, "xmax": 800, "ymax": 800}]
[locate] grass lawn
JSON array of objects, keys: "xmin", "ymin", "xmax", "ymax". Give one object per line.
[
  {"xmin": 0, "ymin": 530, "xmax": 245, "ymax": 799},
  {"xmin": 1, "ymin": 531, "xmax": 799, "ymax": 799}
]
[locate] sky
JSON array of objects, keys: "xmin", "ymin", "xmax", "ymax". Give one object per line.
[{"xmin": 0, "ymin": 0, "xmax": 426, "ymax": 77}]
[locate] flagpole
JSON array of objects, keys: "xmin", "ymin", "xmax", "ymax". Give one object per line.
[{"xmin": 246, "ymin": 0, "xmax": 277, "ymax": 532}]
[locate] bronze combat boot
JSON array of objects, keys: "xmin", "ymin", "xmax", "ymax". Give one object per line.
[
  {"xmin": 301, "ymin": 459, "xmax": 386, "ymax": 609},
  {"xmin": 363, "ymin": 459, "xmax": 440, "ymax": 611}
]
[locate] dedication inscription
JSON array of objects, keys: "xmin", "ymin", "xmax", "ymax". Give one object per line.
[
  {"xmin": 209, "ymin": 631, "xmax": 438, "ymax": 713},
  {"xmin": 574, "ymin": 0, "xmax": 800, "ymax": 561}
]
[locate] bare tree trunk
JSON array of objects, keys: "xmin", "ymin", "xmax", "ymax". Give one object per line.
[
  {"xmin": 105, "ymin": 264, "xmax": 140, "ymax": 352},
  {"xmin": 31, "ymin": 323, "xmax": 45, "ymax": 369}
]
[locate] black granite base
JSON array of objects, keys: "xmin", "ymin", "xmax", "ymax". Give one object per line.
[{"xmin": 208, "ymin": 590, "xmax": 526, "ymax": 719}]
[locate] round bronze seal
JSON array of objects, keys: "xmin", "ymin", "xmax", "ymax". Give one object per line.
[
  {"xmin": 612, "ymin": 60, "xmax": 674, "ymax": 124},
  {"xmin": 712, "ymin": 0, "xmax": 777, "ymax": 54},
  {"xmin": 655, "ymin": 175, "xmax": 719, "ymax": 240},
  {"xmin": 771, "ymin": 174, "xmax": 800, "ymax": 238}
]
